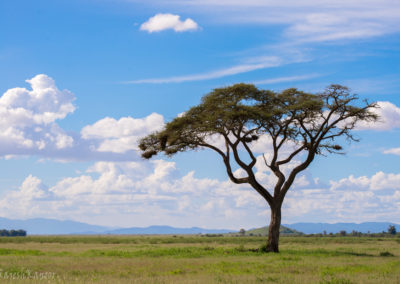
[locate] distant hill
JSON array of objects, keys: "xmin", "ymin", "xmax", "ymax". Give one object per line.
[
  {"xmin": 242, "ymin": 225, "xmax": 303, "ymax": 236},
  {"xmin": 283, "ymin": 222, "xmax": 400, "ymax": 234},
  {"xmin": 0, "ymin": 217, "xmax": 113, "ymax": 235}
]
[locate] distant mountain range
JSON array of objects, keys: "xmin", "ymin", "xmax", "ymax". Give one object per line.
[
  {"xmin": 283, "ymin": 222, "xmax": 400, "ymax": 234},
  {"xmin": 0, "ymin": 217, "xmax": 398, "ymax": 235},
  {"xmin": 0, "ymin": 218, "xmax": 233, "ymax": 235}
]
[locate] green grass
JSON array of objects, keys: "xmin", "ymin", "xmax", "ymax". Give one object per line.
[{"xmin": 0, "ymin": 235, "xmax": 398, "ymax": 283}]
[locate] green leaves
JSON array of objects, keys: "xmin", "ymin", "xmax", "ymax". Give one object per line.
[{"xmin": 139, "ymin": 83, "xmax": 378, "ymax": 161}]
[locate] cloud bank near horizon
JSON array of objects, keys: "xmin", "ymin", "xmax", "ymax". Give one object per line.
[{"xmin": 1, "ymin": 159, "xmax": 399, "ymax": 228}]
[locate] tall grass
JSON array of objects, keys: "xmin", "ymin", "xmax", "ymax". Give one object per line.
[{"xmin": 0, "ymin": 235, "xmax": 398, "ymax": 283}]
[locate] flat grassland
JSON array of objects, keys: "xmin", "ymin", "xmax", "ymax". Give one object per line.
[{"xmin": 0, "ymin": 235, "xmax": 398, "ymax": 283}]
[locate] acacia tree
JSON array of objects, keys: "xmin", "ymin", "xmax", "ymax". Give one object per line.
[
  {"xmin": 388, "ymin": 225, "xmax": 397, "ymax": 235},
  {"xmin": 139, "ymin": 83, "xmax": 377, "ymax": 252}
]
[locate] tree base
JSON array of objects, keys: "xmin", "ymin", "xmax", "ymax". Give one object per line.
[
  {"xmin": 259, "ymin": 244, "xmax": 279, "ymax": 253},
  {"xmin": 265, "ymin": 244, "xmax": 279, "ymax": 253}
]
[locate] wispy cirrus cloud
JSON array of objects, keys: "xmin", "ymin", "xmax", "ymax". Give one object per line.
[
  {"xmin": 123, "ymin": 56, "xmax": 283, "ymax": 84},
  {"xmin": 121, "ymin": 0, "xmax": 400, "ymax": 87},
  {"xmin": 141, "ymin": 0, "xmax": 400, "ymax": 42},
  {"xmin": 383, "ymin": 148, "xmax": 400, "ymax": 156},
  {"xmin": 252, "ymin": 74, "xmax": 322, "ymax": 85}
]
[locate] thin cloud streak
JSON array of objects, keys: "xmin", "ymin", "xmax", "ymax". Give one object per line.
[
  {"xmin": 252, "ymin": 74, "xmax": 322, "ymax": 85},
  {"xmin": 122, "ymin": 57, "xmax": 282, "ymax": 84},
  {"xmin": 383, "ymin": 148, "xmax": 400, "ymax": 156}
]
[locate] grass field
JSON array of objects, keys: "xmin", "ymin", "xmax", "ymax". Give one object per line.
[{"xmin": 0, "ymin": 235, "xmax": 398, "ymax": 283}]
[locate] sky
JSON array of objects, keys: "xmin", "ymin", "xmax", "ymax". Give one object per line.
[{"xmin": 0, "ymin": 0, "xmax": 400, "ymax": 229}]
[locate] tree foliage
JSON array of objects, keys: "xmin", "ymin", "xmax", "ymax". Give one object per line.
[
  {"xmin": 0, "ymin": 229, "xmax": 27, "ymax": 237},
  {"xmin": 388, "ymin": 225, "xmax": 397, "ymax": 235},
  {"xmin": 139, "ymin": 83, "xmax": 378, "ymax": 252}
]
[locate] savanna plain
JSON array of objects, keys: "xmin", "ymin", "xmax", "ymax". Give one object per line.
[{"xmin": 0, "ymin": 235, "xmax": 398, "ymax": 283}]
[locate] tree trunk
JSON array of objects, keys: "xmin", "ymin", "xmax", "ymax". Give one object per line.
[{"xmin": 266, "ymin": 205, "xmax": 281, "ymax": 253}]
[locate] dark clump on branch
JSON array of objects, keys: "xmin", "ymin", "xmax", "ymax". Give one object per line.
[{"xmin": 141, "ymin": 150, "xmax": 157, "ymax": 159}]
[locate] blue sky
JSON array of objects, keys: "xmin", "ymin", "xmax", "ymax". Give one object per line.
[{"xmin": 0, "ymin": 0, "xmax": 400, "ymax": 229}]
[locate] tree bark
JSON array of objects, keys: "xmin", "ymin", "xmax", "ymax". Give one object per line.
[{"xmin": 266, "ymin": 204, "xmax": 281, "ymax": 253}]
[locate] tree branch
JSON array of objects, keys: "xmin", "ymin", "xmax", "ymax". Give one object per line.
[
  {"xmin": 276, "ymin": 145, "xmax": 306, "ymax": 166},
  {"xmin": 200, "ymin": 142, "xmax": 249, "ymax": 185}
]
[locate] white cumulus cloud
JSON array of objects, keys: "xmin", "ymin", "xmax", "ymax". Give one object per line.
[
  {"xmin": 0, "ymin": 74, "xmax": 75, "ymax": 125},
  {"xmin": 0, "ymin": 74, "xmax": 75, "ymax": 155},
  {"xmin": 140, "ymin": 13, "xmax": 199, "ymax": 33},
  {"xmin": 330, "ymin": 171, "xmax": 400, "ymax": 191},
  {"xmin": 0, "ymin": 75, "xmax": 166, "ymax": 161},
  {"xmin": 81, "ymin": 113, "xmax": 164, "ymax": 153},
  {"xmin": 356, "ymin": 101, "xmax": 400, "ymax": 131}
]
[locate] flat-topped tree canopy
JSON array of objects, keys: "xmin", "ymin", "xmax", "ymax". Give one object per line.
[{"xmin": 139, "ymin": 83, "xmax": 378, "ymax": 252}]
